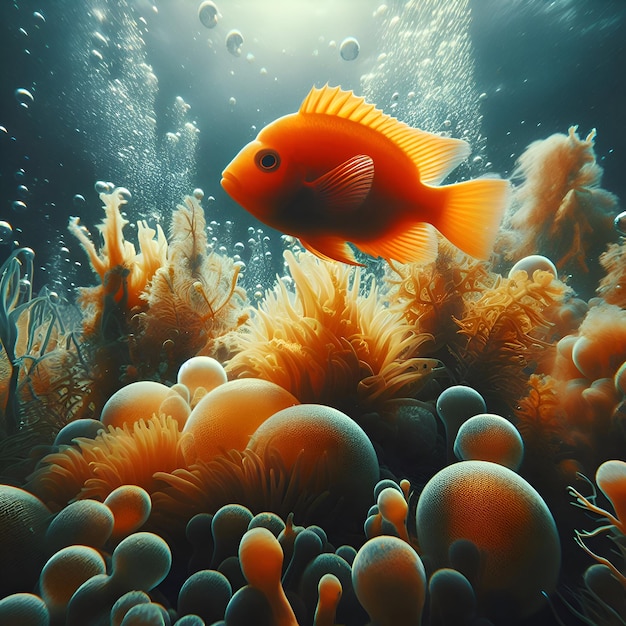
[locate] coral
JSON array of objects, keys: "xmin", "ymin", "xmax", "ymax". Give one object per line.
[
  {"xmin": 416, "ymin": 460, "xmax": 561, "ymax": 623},
  {"xmin": 226, "ymin": 249, "xmax": 437, "ymax": 417},
  {"xmin": 451, "ymin": 268, "xmax": 568, "ymax": 409},
  {"xmin": 176, "ymin": 355, "xmax": 227, "ymax": 397},
  {"xmin": 453, "ymin": 412, "xmax": 524, "ymax": 471},
  {"xmin": 0, "ymin": 485, "xmax": 51, "ymax": 596},
  {"xmin": 26, "ymin": 415, "xmax": 189, "ymax": 509},
  {"xmin": 247, "ymin": 404, "xmax": 380, "ymax": 527},
  {"xmin": 181, "ymin": 378, "xmax": 299, "ymax": 464},
  {"xmin": 569, "ymin": 460, "xmax": 626, "ymax": 585},
  {"xmin": 39, "ymin": 545, "xmax": 107, "ymax": 622},
  {"xmin": 385, "ymin": 239, "xmax": 495, "ymax": 354},
  {"xmin": 496, "ymin": 126, "xmax": 618, "ymax": 279},
  {"xmin": 351, "ymin": 535, "xmax": 427, "ymax": 626},
  {"xmin": 131, "ymin": 195, "xmax": 248, "ymax": 379},
  {"xmin": 99, "ymin": 380, "xmax": 173, "ymax": 428},
  {"xmin": 238, "ymin": 527, "xmax": 298, "ymax": 626},
  {"xmin": 68, "ymin": 187, "xmax": 168, "ymax": 330}
]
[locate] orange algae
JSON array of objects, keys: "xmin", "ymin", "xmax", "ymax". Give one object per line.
[
  {"xmin": 598, "ymin": 241, "xmax": 626, "ymax": 308},
  {"xmin": 132, "ymin": 195, "xmax": 248, "ymax": 378},
  {"xmin": 451, "ymin": 268, "xmax": 568, "ymax": 408},
  {"xmin": 386, "ymin": 240, "xmax": 495, "ymax": 353},
  {"xmin": 226, "ymin": 250, "xmax": 437, "ymax": 415},
  {"xmin": 497, "ymin": 126, "xmax": 618, "ymax": 278}
]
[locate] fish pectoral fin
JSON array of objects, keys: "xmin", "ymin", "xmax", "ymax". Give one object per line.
[
  {"xmin": 300, "ymin": 237, "xmax": 364, "ymax": 266},
  {"xmin": 356, "ymin": 223, "xmax": 438, "ymax": 265},
  {"xmin": 310, "ymin": 155, "xmax": 374, "ymax": 212}
]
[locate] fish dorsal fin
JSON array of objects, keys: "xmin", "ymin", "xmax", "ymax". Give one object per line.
[
  {"xmin": 299, "ymin": 84, "xmax": 470, "ymax": 185},
  {"xmin": 310, "ymin": 154, "xmax": 374, "ymax": 212}
]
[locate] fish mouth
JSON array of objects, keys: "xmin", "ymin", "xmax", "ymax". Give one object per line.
[{"xmin": 220, "ymin": 169, "xmax": 239, "ymax": 195}]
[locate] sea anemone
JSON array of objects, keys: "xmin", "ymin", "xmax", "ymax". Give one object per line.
[
  {"xmin": 226, "ymin": 249, "xmax": 436, "ymax": 417},
  {"xmin": 26, "ymin": 414, "xmax": 189, "ymax": 509}
]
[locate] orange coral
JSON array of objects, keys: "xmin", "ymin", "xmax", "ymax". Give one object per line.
[
  {"xmin": 386, "ymin": 240, "xmax": 495, "ymax": 352},
  {"xmin": 598, "ymin": 241, "xmax": 626, "ymax": 308},
  {"xmin": 226, "ymin": 250, "xmax": 436, "ymax": 415}
]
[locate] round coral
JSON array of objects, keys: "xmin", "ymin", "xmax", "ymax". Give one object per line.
[
  {"xmin": 416, "ymin": 460, "xmax": 560, "ymax": 622},
  {"xmin": 453, "ymin": 413, "xmax": 524, "ymax": 470},
  {"xmin": 352, "ymin": 535, "xmax": 426, "ymax": 626},
  {"xmin": 0, "ymin": 486, "xmax": 51, "ymax": 595},
  {"xmin": 247, "ymin": 404, "xmax": 379, "ymax": 526},
  {"xmin": 100, "ymin": 381, "xmax": 173, "ymax": 428},
  {"xmin": 182, "ymin": 378, "xmax": 299, "ymax": 463}
]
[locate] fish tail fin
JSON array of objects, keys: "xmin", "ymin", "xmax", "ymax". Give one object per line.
[{"xmin": 436, "ymin": 177, "xmax": 511, "ymax": 259}]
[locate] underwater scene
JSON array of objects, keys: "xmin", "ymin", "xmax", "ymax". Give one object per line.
[{"xmin": 1, "ymin": 0, "xmax": 626, "ymax": 624}]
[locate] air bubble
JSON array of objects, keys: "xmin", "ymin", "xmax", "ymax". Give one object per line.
[
  {"xmin": 193, "ymin": 188, "xmax": 204, "ymax": 200},
  {"xmin": 198, "ymin": 1, "xmax": 219, "ymax": 29},
  {"xmin": 0, "ymin": 221, "xmax": 13, "ymax": 244},
  {"xmin": 339, "ymin": 37, "xmax": 360, "ymax": 61},
  {"xmin": 15, "ymin": 88, "xmax": 34, "ymax": 109},
  {"xmin": 73, "ymin": 194, "xmax": 86, "ymax": 207},
  {"xmin": 12, "ymin": 200, "xmax": 27, "ymax": 213},
  {"xmin": 226, "ymin": 29, "xmax": 244, "ymax": 57}
]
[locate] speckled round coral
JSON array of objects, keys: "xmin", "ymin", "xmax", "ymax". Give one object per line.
[
  {"xmin": 247, "ymin": 404, "xmax": 380, "ymax": 526},
  {"xmin": 416, "ymin": 460, "xmax": 560, "ymax": 622},
  {"xmin": 182, "ymin": 378, "xmax": 299, "ymax": 463},
  {"xmin": 0, "ymin": 486, "xmax": 51, "ymax": 596}
]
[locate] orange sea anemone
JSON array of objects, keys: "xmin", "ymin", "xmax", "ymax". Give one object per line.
[
  {"xmin": 26, "ymin": 414, "xmax": 189, "ymax": 510},
  {"xmin": 226, "ymin": 250, "xmax": 436, "ymax": 416}
]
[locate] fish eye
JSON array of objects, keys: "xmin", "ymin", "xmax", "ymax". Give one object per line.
[{"xmin": 255, "ymin": 149, "xmax": 280, "ymax": 172}]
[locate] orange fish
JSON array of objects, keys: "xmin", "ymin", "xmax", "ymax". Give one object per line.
[{"xmin": 221, "ymin": 84, "xmax": 510, "ymax": 265}]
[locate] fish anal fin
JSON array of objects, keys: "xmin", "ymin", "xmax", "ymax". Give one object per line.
[
  {"xmin": 299, "ymin": 84, "xmax": 469, "ymax": 185},
  {"xmin": 311, "ymin": 154, "xmax": 374, "ymax": 212},
  {"xmin": 356, "ymin": 223, "xmax": 438, "ymax": 265},
  {"xmin": 300, "ymin": 237, "xmax": 364, "ymax": 266},
  {"xmin": 436, "ymin": 177, "xmax": 511, "ymax": 260}
]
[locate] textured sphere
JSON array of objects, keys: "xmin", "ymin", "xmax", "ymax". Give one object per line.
[
  {"xmin": 100, "ymin": 381, "xmax": 172, "ymax": 428},
  {"xmin": 182, "ymin": 378, "xmax": 299, "ymax": 463},
  {"xmin": 352, "ymin": 536, "xmax": 426, "ymax": 626},
  {"xmin": 177, "ymin": 355, "xmax": 227, "ymax": 397},
  {"xmin": 453, "ymin": 413, "xmax": 524, "ymax": 470},
  {"xmin": 416, "ymin": 460, "xmax": 560, "ymax": 622},
  {"xmin": 0, "ymin": 486, "xmax": 51, "ymax": 595},
  {"xmin": 248, "ymin": 404, "xmax": 379, "ymax": 524}
]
